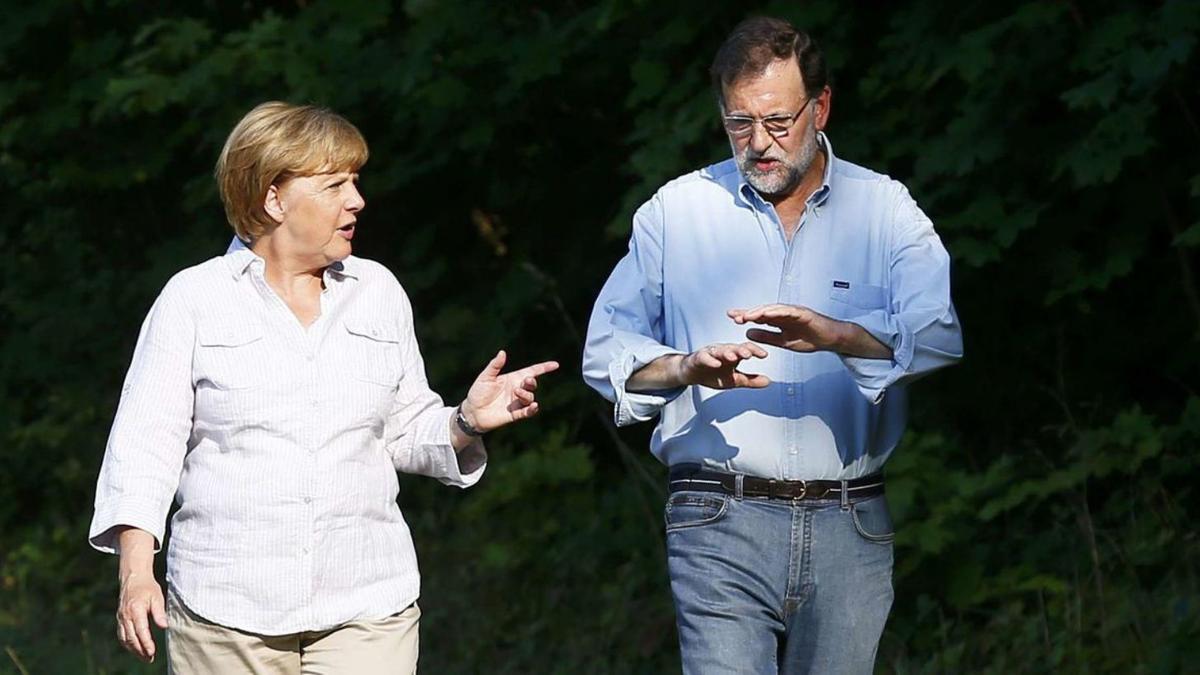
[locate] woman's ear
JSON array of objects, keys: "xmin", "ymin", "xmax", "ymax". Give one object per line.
[{"xmin": 264, "ymin": 184, "xmax": 286, "ymax": 224}]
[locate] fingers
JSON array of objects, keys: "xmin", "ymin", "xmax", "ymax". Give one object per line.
[
  {"xmin": 482, "ymin": 350, "xmax": 507, "ymax": 379},
  {"xmin": 746, "ymin": 328, "xmax": 816, "ymax": 352},
  {"xmin": 517, "ymin": 360, "xmax": 560, "ymax": 378},
  {"xmin": 491, "ymin": 357, "xmax": 559, "ymax": 381},
  {"xmin": 732, "ymin": 371, "xmax": 772, "ymax": 388},
  {"xmin": 132, "ymin": 604, "xmax": 157, "ymax": 662},
  {"xmin": 476, "ymin": 358, "xmax": 558, "ymax": 430},
  {"xmin": 117, "ymin": 603, "xmax": 154, "ymax": 662},
  {"xmin": 728, "ymin": 304, "xmax": 783, "ymax": 323},
  {"xmin": 693, "ymin": 348, "xmax": 724, "ymax": 369},
  {"xmin": 739, "ymin": 341, "xmax": 769, "ymax": 358},
  {"xmin": 691, "ymin": 342, "xmax": 768, "ymax": 370},
  {"xmin": 150, "ymin": 588, "xmax": 169, "ymax": 629},
  {"xmin": 513, "ymin": 401, "xmax": 540, "ymax": 420},
  {"xmin": 116, "ymin": 578, "xmax": 165, "ymax": 663},
  {"xmin": 729, "ymin": 304, "xmax": 809, "ymax": 326},
  {"xmin": 505, "ymin": 394, "xmax": 541, "ymax": 419},
  {"xmin": 508, "ymin": 363, "xmax": 555, "ymax": 405},
  {"xmin": 513, "ymin": 385, "xmax": 536, "ymax": 404}
]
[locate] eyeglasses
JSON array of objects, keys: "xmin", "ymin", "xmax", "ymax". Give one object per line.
[{"xmin": 723, "ymin": 98, "xmax": 814, "ymax": 139}]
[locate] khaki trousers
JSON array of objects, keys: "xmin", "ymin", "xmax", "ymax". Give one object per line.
[{"xmin": 167, "ymin": 592, "xmax": 420, "ymax": 674}]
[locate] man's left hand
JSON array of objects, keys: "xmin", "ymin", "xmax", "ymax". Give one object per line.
[
  {"xmin": 728, "ymin": 304, "xmax": 893, "ymax": 360},
  {"xmin": 727, "ymin": 304, "xmax": 844, "ymax": 353}
]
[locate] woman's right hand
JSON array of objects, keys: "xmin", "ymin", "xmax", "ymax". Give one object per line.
[{"xmin": 115, "ymin": 527, "xmax": 168, "ymax": 663}]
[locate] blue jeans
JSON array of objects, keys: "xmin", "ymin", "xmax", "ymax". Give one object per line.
[{"xmin": 665, "ymin": 488, "xmax": 894, "ymax": 674}]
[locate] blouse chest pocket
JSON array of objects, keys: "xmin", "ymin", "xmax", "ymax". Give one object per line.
[
  {"xmin": 343, "ymin": 319, "xmax": 404, "ymax": 388},
  {"xmin": 828, "ymin": 281, "xmax": 889, "ymax": 314},
  {"xmin": 196, "ymin": 323, "xmax": 269, "ymax": 391}
]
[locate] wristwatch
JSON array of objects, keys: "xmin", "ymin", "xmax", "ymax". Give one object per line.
[{"xmin": 454, "ymin": 405, "xmax": 483, "ymax": 437}]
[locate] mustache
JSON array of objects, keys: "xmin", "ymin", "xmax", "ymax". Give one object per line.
[
  {"xmin": 741, "ymin": 151, "xmax": 788, "ymax": 165},
  {"xmin": 740, "ymin": 147, "xmax": 787, "ymax": 162}
]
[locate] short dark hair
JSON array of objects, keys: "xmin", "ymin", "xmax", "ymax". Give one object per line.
[{"xmin": 710, "ymin": 16, "xmax": 828, "ymax": 105}]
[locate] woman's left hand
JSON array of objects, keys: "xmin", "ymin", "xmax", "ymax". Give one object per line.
[{"xmin": 461, "ymin": 350, "xmax": 559, "ymax": 434}]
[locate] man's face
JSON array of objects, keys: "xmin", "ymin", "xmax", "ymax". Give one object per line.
[{"xmin": 722, "ymin": 57, "xmax": 825, "ymax": 199}]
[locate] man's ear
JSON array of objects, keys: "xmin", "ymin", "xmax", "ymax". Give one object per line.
[
  {"xmin": 264, "ymin": 184, "xmax": 286, "ymax": 224},
  {"xmin": 814, "ymin": 86, "xmax": 832, "ymax": 132}
]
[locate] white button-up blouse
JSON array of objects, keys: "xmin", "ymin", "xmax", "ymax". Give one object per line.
[{"xmin": 89, "ymin": 240, "xmax": 485, "ymax": 635}]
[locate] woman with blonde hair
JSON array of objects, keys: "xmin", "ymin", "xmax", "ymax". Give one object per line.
[{"xmin": 88, "ymin": 101, "xmax": 558, "ymax": 673}]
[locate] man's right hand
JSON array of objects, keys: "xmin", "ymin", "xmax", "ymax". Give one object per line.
[
  {"xmin": 678, "ymin": 342, "xmax": 771, "ymax": 389},
  {"xmin": 628, "ymin": 342, "xmax": 771, "ymax": 392}
]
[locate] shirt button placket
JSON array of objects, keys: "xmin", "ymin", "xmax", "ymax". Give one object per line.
[
  {"xmin": 303, "ymin": 346, "xmax": 320, "ymax": 623},
  {"xmin": 786, "ymin": 382, "xmax": 798, "ymax": 460}
]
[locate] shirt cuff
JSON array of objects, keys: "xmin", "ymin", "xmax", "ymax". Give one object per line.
[
  {"xmin": 88, "ymin": 497, "xmax": 168, "ymax": 554},
  {"xmin": 610, "ymin": 344, "xmax": 686, "ymax": 426},
  {"xmin": 431, "ymin": 406, "xmax": 487, "ymax": 488},
  {"xmin": 839, "ymin": 310, "xmax": 915, "ymax": 403}
]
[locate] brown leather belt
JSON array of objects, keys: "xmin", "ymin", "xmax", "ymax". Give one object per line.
[{"xmin": 668, "ymin": 467, "xmax": 885, "ymax": 501}]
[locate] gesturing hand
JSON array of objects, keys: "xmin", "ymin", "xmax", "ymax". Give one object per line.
[
  {"xmin": 116, "ymin": 571, "xmax": 167, "ymax": 663},
  {"xmin": 461, "ymin": 350, "xmax": 559, "ymax": 433},
  {"xmin": 728, "ymin": 304, "xmax": 845, "ymax": 353},
  {"xmin": 679, "ymin": 342, "xmax": 771, "ymax": 389}
]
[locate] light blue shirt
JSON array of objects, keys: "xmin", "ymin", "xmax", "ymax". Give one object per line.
[{"xmin": 582, "ymin": 134, "xmax": 962, "ymax": 480}]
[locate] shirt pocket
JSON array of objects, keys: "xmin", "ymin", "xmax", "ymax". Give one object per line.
[
  {"xmin": 343, "ymin": 319, "xmax": 404, "ymax": 388},
  {"xmin": 195, "ymin": 323, "xmax": 268, "ymax": 391},
  {"xmin": 828, "ymin": 281, "xmax": 889, "ymax": 311}
]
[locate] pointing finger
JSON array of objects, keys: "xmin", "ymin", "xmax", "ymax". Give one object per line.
[{"xmin": 518, "ymin": 360, "xmax": 560, "ymax": 378}]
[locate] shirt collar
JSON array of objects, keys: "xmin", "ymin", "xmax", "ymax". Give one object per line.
[
  {"xmin": 224, "ymin": 236, "xmax": 259, "ymax": 279},
  {"xmin": 222, "ymin": 236, "xmax": 358, "ymax": 280},
  {"xmin": 737, "ymin": 131, "xmax": 836, "ymax": 209}
]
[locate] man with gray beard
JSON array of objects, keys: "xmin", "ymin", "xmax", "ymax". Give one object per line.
[{"xmin": 582, "ymin": 16, "xmax": 963, "ymax": 674}]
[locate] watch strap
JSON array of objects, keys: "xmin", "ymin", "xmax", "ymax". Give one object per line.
[{"xmin": 454, "ymin": 405, "xmax": 483, "ymax": 437}]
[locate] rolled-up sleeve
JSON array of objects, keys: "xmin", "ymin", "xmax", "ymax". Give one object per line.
[
  {"xmin": 583, "ymin": 194, "xmax": 686, "ymax": 426},
  {"xmin": 840, "ymin": 186, "xmax": 964, "ymax": 402},
  {"xmin": 89, "ymin": 277, "xmax": 195, "ymax": 554},
  {"xmin": 385, "ymin": 288, "xmax": 486, "ymax": 487}
]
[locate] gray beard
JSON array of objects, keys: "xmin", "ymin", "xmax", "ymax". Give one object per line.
[{"xmin": 735, "ymin": 118, "xmax": 819, "ymax": 199}]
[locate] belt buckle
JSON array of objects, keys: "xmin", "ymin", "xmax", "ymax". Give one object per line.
[
  {"xmin": 793, "ymin": 479, "xmax": 808, "ymax": 501},
  {"xmin": 768, "ymin": 479, "xmax": 807, "ymax": 500}
]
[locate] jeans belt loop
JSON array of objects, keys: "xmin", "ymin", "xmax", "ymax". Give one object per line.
[
  {"xmin": 734, "ymin": 474, "xmax": 745, "ymax": 500},
  {"xmin": 839, "ymin": 479, "xmax": 850, "ymax": 510}
]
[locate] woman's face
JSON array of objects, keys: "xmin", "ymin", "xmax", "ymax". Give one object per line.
[{"xmin": 268, "ymin": 171, "xmax": 364, "ymax": 266}]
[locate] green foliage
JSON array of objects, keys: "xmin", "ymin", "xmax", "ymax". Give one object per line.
[{"xmin": 1, "ymin": 1, "xmax": 1197, "ymax": 673}]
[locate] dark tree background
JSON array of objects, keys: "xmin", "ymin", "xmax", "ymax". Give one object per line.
[{"xmin": 1, "ymin": 1, "xmax": 1197, "ymax": 672}]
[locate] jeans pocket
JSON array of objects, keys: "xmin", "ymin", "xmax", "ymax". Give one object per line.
[
  {"xmin": 664, "ymin": 491, "xmax": 729, "ymax": 531},
  {"xmin": 849, "ymin": 495, "xmax": 895, "ymax": 544}
]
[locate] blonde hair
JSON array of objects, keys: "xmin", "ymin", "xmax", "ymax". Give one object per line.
[{"xmin": 215, "ymin": 102, "xmax": 369, "ymax": 241}]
